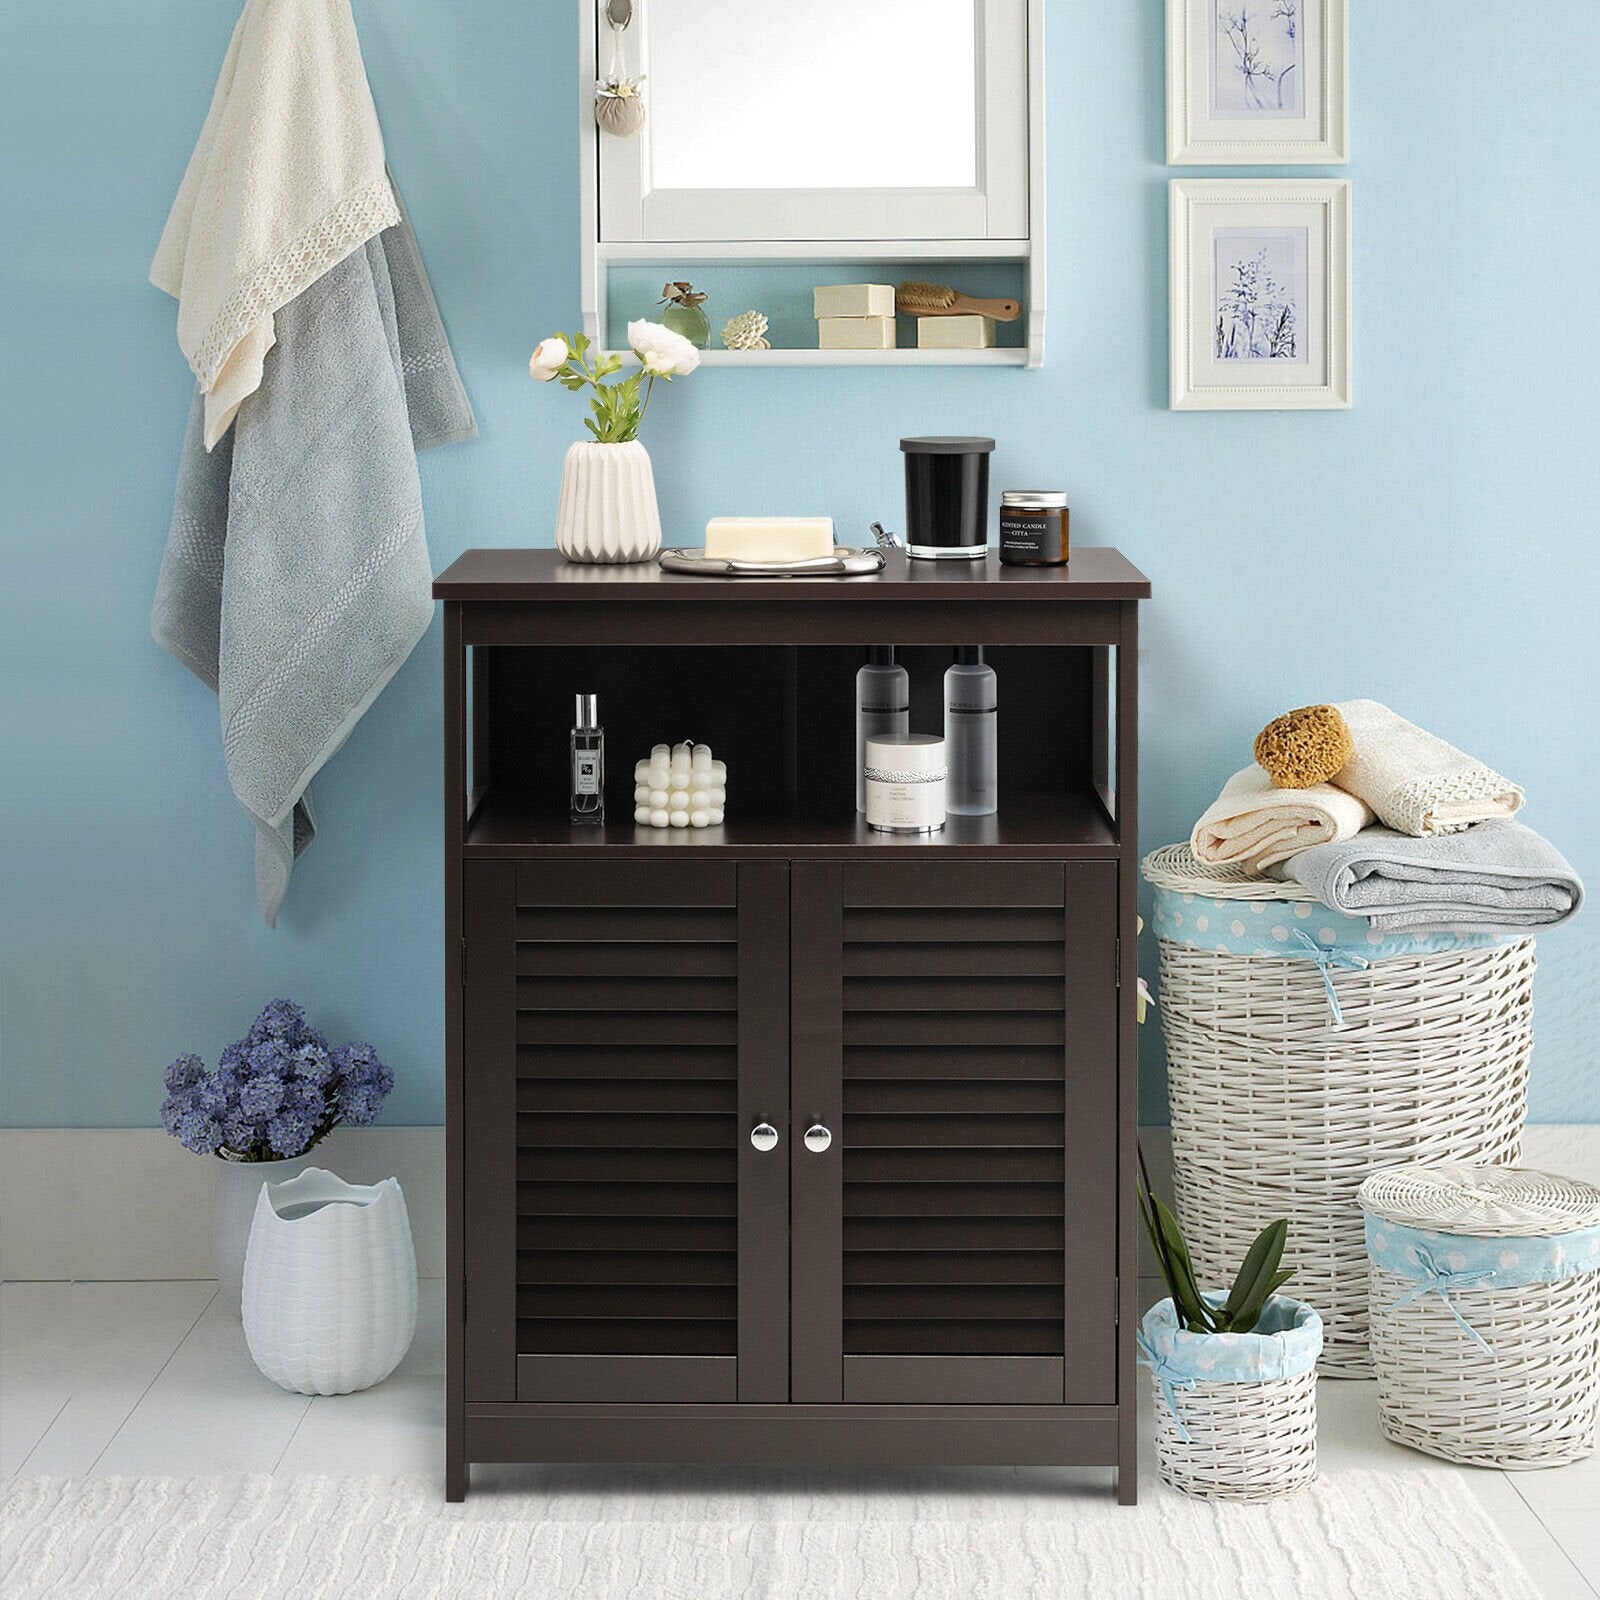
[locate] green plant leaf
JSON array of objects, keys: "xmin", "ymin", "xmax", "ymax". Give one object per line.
[
  {"xmin": 1152, "ymin": 1197, "xmax": 1215, "ymax": 1332},
  {"xmin": 1226, "ymin": 1266, "xmax": 1296, "ymax": 1335},
  {"xmin": 1221, "ymin": 1218, "xmax": 1287, "ymax": 1322}
]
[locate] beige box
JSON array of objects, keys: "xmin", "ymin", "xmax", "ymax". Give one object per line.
[
  {"xmin": 917, "ymin": 314, "xmax": 997, "ymax": 350},
  {"xmin": 813, "ymin": 283, "xmax": 896, "ymax": 319},
  {"xmin": 817, "ymin": 315, "xmax": 897, "ymax": 351}
]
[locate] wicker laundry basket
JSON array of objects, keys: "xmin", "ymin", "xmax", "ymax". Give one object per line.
[
  {"xmin": 1360, "ymin": 1165, "xmax": 1600, "ymax": 1467},
  {"xmin": 1144, "ymin": 844, "xmax": 1534, "ymax": 1377}
]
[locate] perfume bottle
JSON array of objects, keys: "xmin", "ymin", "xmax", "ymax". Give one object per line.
[
  {"xmin": 944, "ymin": 646, "xmax": 997, "ymax": 816},
  {"xmin": 856, "ymin": 646, "xmax": 910, "ymax": 812},
  {"xmin": 570, "ymin": 693, "xmax": 605, "ymax": 825}
]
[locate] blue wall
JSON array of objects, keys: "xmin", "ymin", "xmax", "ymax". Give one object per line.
[{"xmin": 3, "ymin": 1, "xmax": 1596, "ymax": 1128}]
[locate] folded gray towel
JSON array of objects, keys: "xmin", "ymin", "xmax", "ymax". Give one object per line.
[
  {"xmin": 153, "ymin": 202, "xmax": 475, "ymax": 924},
  {"xmin": 1273, "ymin": 821, "xmax": 1584, "ymax": 933}
]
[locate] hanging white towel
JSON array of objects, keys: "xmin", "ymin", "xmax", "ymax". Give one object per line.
[{"xmin": 150, "ymin": 0, "xmax": 400, "ymax": 448}]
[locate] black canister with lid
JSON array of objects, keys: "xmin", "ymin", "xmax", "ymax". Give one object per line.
[
  {"xmin": 900, "ymin": 436, "xmax": 995, "ymax": 560},
  {"xmin": 999, "ymin": 490, "xmax": 1070, "ymax": 566}
]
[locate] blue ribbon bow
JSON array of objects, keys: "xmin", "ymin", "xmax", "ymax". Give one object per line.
[
  {"xmin": 1291, "ymin": 928, "xmax": 1370, "ymax": 1027},
  {"xmin": 1387, "ymin": 1244, "xmax": 1498, "ymax": 1355},
  {"xmin": 1135, "ymin": 1330, "xmax": 1198, "ymax": 1443}
]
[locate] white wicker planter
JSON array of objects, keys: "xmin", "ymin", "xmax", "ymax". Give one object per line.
[
  {"xmin": 1142, "ymin": 1294, "xmax": 1322, "ymax": 1500},
  {"xmin": 1360, "ymin": 1164, "xmax": 1600, "ymax": 1468},
  {"xmin": 1144, "ymin": 844, "xmax": 1534, "ymax": 1377}
]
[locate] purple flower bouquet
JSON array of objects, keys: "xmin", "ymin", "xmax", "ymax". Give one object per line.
[{"xmin": 161, "ymin": 999, "xmax": 393, "ymax": 1163}]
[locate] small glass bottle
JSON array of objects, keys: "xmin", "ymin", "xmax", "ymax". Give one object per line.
[
  {"xmin": 570, "ymin": 693, "xmax": 605, "ymax": 825},
  {"xmin": 659, "ymin": 281, "xmax": 711, "ymax": 348},
  {"xmin": 944, "ymin": 647, "xmax": 997, "ymax": 816},
  {"xmin": 856, "ymin": 646, "xmax": 910, "ymax": 812}
]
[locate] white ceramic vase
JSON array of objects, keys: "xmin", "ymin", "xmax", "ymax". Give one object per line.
[
  {"xmin": 215, "ymin": 1153, "xmax": 312, "ymax": 1316},
  {"xmin": 554, "ymin": 439, "xmax": 663, "ymax": 564},
  {"xmin": 242, "ymin": 1168, "xmax": 418, "ymax": 1396}
]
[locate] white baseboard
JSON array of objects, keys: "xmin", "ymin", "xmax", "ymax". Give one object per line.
[
  {"xmin": 0, "ymin": 1128, "xmax": 444, "ymax": 1281},
  {"xmin": 2, "ymin": 1125, "xmax": 1595, "ymax": 1284}
]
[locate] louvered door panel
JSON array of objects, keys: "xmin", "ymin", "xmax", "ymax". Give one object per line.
[
  {"xmin": 790, "ymin": 862, "xmax": 1118, "ymax": 1406},
  {"xmin": 462, "ymin": 860, "xmax": 788, "ymax": 1406}
]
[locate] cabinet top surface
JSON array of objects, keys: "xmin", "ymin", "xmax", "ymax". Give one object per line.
[{"xmin": 433, "ymin": 548, "xmax": 1150, "ymax": 601}]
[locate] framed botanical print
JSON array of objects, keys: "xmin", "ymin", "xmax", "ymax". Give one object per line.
[
  {"xmin": 1167, "ymin": 0, "xmax": 1348, "ymax": 163},
  {"xmin": 1170, "ymin": 179, "xmax": 1351, "ymax": 410}
]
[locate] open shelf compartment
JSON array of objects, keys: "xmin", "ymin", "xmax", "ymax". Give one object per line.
[{"xmin": 462, "ymin": 644, "xmax": 1119, "ymax": 857}]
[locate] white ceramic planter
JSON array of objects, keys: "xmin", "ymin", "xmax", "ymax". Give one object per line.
[
  {"xmin": 554, "ymin": 439, "xmax": 663, "ymax": 564},
  {"xmin": 242, "ymin": 1168, "xmax": 418, "ymax": 1396},
  {"xmin": 215, "ymin": 1153, "xmax": 312, "ymax": 1316}
]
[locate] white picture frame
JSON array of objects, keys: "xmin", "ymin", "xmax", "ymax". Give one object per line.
[
  {"xmin": 1170, "ymin": 179, "xmax": 1351, "ymax": 411},
  {"xmin": 1167, "ymin": 0, "xmax": 1347, "ymax": 164}
]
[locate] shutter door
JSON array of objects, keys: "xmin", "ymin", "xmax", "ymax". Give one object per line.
[
  {"xmin": 791, "ymin": 861, "xmax": 1117, "ymax": 1406},
  {"xmin": 463, "ymin": 860, "xmax": 788, "ymax": 1406}
]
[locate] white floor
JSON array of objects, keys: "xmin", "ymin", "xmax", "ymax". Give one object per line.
[{"xmin": 2, "ymin": 1280, "xmax": 1596, "ymax": 1599}]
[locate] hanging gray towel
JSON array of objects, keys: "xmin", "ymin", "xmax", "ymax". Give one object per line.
[
  {"xmin": 1272, "ymin": 820, "xmax": 1584, "ymax": 934},
  {"xmin": 152, "ymin": 205, "xmax": 475, "ymax": 923}
]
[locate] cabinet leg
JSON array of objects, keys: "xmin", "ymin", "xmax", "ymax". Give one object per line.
[
  {"xmin": 446, "ymin": 1454, "xmax": 468, "ymax": 1503},
  {"xmin": 1116, "ymin": 1460, "xmax": 1138, "ymax": 1505}
]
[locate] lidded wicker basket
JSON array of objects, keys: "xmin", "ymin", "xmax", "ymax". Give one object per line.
[
  {"xmin": 1143, "ymin": 843, "xmax": 1535, "ymax": 1376},
  {"xmin": 1359, "ymin": 1164, "xmax": 1600, "ymax": 1468}
]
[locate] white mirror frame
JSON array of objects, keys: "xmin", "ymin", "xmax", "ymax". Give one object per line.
[{"xmin": 579, "ymin": 0, "xmax": 1047, "ymax": 367}]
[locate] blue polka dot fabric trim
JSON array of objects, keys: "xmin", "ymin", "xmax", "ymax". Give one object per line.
[
  {"xmin": 1150, "ymin": 885, "xmax": 1511, "ymax": 964},
  {"xmin": 1365, "ymin": 1215, "xmax": 1600, "ymax": 1293}
]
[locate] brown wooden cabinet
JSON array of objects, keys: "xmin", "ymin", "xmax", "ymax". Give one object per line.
[{"xmin": 435, "ymin": 549, "xmax": 1149, "ymax": 1502}]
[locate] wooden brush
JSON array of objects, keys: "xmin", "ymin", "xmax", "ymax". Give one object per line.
[{"xmin": 896, "ymin": 281, "xmax": 1021, "ymax": 321}]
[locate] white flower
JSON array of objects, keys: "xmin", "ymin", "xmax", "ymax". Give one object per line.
[
  {"xmin": 529, "ymin": 336, "xmax": 568, "ymax": 381},
  {"xmin": 627, "ymin": 318, "xmax": 700, "ymax": 377}
]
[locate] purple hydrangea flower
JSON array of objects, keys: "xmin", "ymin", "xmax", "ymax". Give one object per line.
[
  {"xmin": 249, "ymin": 999, "xmax": 303, "ymax": 1042},
  {"xmin": 266, "ymin": 1107, "xmax": 317, "ymax": 1158},
  {"xmin": 237, "ymin": 1074, "xmax": 286, "ymax": 1120},
  {"xmin": 160, "ymin": 1094, "xmax": 188, "ymax": 1136},
  {"xmin": 291, "ymin": 1041, "xmax": 333, "ymax": 1085},
  {"xmin": 164, "ymin": 1053, "xmax": 206, "ymax": 1094},
  {"xmin": 163, "ymin": 1000, "xmax": 390, "ymax": 1162},
  {"xmin": 175, "ymin": 1108, "xmax": 223, "ymax": 1155}
]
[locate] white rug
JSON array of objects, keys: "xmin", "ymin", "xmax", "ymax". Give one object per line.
[{"xmin": 2, "ymin": 1470, "xmax": 1540, "ymax": 1599}]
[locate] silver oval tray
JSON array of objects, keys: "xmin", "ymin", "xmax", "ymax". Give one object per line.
[{"xmin": 659, "ymin": 546, "xmax": 887, "ymax": 578}]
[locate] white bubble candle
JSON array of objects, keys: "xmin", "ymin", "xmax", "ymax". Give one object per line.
[{"xmin": 634, "ymin": 742, "xmax": 726, "ymax": 828}]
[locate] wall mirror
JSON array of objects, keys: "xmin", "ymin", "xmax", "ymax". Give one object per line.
[{"xmin": 581, "ymin": 0, "xmax": 1045, "ymax": 365}]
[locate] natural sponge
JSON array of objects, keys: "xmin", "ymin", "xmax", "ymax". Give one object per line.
[{"xmin": 1253, "ymin": 704, "xmax": 1353, "ymax": 789}]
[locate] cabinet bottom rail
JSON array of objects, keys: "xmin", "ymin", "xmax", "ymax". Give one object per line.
[{"xmin": 462, "ymin": 1406, "xmax": 1124, "ymax": 1469}]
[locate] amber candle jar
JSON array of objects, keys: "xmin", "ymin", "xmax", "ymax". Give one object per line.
[{"xmin": 998, "ymin": 490, "xmax": 1069, "ymax": 566}]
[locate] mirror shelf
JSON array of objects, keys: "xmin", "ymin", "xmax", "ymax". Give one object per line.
[
  {"xmin": 579, "ymin": 0, "xmax": 1045, "ymax": 369},
  {"xmin": 600, "ymin": 347, "xmax": 1029, "ymax": 368}
]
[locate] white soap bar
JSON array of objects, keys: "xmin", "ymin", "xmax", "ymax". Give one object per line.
[
  {"xmin": 917, "ymin": 314, "xmax": 996, "ymax": 350},
  {"xmin": 813, "ymin": 283, "xmax": 895, "ymax": 319},
  {"xmin": 817, "ymin": 316, "xmax": 896, "ymax": 351},
  {"xmin": 704, "ymin": 517, "xmax": 836, "ymax": 562}
]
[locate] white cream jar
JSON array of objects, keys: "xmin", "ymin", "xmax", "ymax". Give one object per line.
[{"xmin": 864, "ymin": 735, "xmax": 947, "ymax": 834}]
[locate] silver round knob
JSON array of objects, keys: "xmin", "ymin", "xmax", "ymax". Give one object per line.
[
  {"xmin": 804, "ymin": 1123, "xmax": 833, "ymax": 1154},
  {"xmin": 750, "ymin": 1122, "xmax": 779, "ymax": 1153}
]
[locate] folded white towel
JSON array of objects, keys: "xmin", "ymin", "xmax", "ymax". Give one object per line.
[
  {"xmin": 1334, "ymin": 700, "xmax": 1524, "ymax": 837},
  {"xmin": 1191, "ymin": 765, "xmax": 1373, "ymax": 874},
  {"xmin": 150, "ymin": 0, "xmax": 400, "ymax": 447}
]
